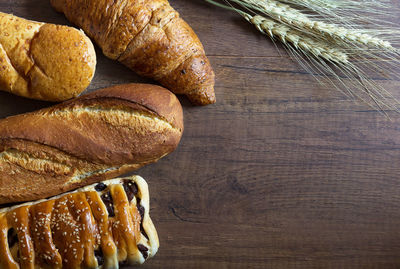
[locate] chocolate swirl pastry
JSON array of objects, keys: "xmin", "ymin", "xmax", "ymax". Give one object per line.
[{"xmin": 0, "ymin": 176, "xmax": 159, "ymax": 268}]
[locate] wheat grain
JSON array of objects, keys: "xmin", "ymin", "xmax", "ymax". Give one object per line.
[
  {"xmin": 236, "ymin": 0, "xmax": 395, "ymax": 51},
  {"xmin": 203, "ymin": 0, "xmax": 400, "ymax": 112},
  {"xmin": 279, "ymin": 0, "xmax": 338, "ymax": 9},
  {"xmin": 248, "ymin": 12, "xmax": 398, "ymax": 112},
  {"xmin": 248, "ymin": 14, "xmax": 349, "ymax": 64}
]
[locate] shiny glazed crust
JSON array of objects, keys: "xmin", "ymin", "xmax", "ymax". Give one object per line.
[
  {"xmin": 50, "ymin": 0, "xmax": 215, "ymax": 105},
  {"xmin": 0, "ymin": 175, "xmax": 159, "ymax": 268},
  {"xmin": 0, "ymin": 12, "xmax": 96, "ymax": 101},
  {"xmin": 0, "ymin": 84, "xmax": 183, "ymax": 204}
]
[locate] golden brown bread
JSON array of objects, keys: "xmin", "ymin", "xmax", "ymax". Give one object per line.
[
  {"xmin": 0, "ymin": 176, "xmax": 159, "ymax": 268},
  {"xmin": 0, "ymin": 83, "xmax": 183, "ymax": 204},
  {"xmin": 0, "ymin": 12, "xmax": 96, "ymax": 101},
  {"xmin": 50, "ymin": 0, "xmax": 216, "ymax": 105}
]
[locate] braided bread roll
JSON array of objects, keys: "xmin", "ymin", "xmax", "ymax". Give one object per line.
[
  {"xmin": 0, "ymin": 12, "xmax": 96, "ymax": 101},
  {"xmin": 0, "ymin": 83, "xmax": 183, "ymax": 204},
  {"xmin": 0, "ymin": 176, "xmax": 159, "ymax": 268},
  {"xmin": 50, "ymin": 0, "xmax": 216, "ymax": 105}
]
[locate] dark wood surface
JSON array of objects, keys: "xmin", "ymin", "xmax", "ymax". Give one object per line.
[{"xmin": 2, "ymin": 0, "xmax": 400, "ymax": 268}]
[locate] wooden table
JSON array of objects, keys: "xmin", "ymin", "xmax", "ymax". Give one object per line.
[{"xmin": 2, "ymin": 0, "xmax": 400, "ymax": 268}]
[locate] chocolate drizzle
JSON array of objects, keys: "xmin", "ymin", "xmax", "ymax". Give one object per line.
[
  {"xmin": 137, "ymin": 203, "xmax": 145, "ymax": 220},
  {"xmin": 136, "ymin": 198, "xmax": 148, "ymax": 240},
  {"xmin": 94, "ymin": 182, "xmax": 107, "ymax": 192},
  {"xmin": 7, "ymin": 228, "xmax": 17, "ymax": 248},
  {"xmin": 123, "ymin": 179, "xmax": 138, "ymax": 202},
  {"xmin": 137, "ymin": 244, "xmax": 148, "ymax": 259},
  {"xmin": 94, "ymin": 248, "xmax": 104, "ymax": 266}
]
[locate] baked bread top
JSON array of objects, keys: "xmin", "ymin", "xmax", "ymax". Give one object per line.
[
  {"xmin": 0, "ymin": 12, "xmax": 96, "ymax": 101},
  {"xmin": 50, "ymin": 0, "xmax": 215, "ymax": 105},
  {"xmin": 0, "ymin": 83, "xmax": 183, "ymax": 204},
  {"xmin": 0, "ymin": 175, "xmax": 159, "ymax": 268}
]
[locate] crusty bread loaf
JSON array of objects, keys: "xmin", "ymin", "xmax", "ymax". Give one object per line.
[
  {"xmin": 50, "ymin": 0, "xmax": 216, "ymax": 105},
  {"xmin": 0, "ymin": 12, "xmax": 96, "ymax": 101},
  {"xmin": 0, "ymin": 83, "xmax": 183, "ymax": 204},
  {"xmin": 0, "ymin": 175, "xmax": 159, "ymax": 268}
]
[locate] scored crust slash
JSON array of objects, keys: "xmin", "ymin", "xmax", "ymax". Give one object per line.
[
  {"xmin": 0, "ymin": 176, "xmax": 159, "ymax": 268},
  {"xmin": 0, "ymin": 84, "xmax": 184, "ymax": 204}
]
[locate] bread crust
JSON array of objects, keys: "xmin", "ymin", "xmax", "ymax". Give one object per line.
[
  {"xmin": 50, "ymin": 0, "xmax": 215, "ymax": 105},
  {"xmin": 0, "ymin": 176, "xmax": 159, "ymax": 268},
  {"xmin": 0, "ymin": 84, "xmax": 183, "ymax": 204},
  {"xmin": 0, "ymin": 12, "xmax": 96, "ymax": 101}
]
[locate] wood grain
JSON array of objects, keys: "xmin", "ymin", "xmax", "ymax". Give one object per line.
[{"xmin": 2, "ymin": 0, "xmax": 400, "ymax": 268}]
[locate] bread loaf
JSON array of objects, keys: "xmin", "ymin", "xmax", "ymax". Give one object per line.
[
  {"xmin": 0, "ymin": 12, "xmax": 96, "ymax": 101},
  {"xmin": 0, "ymin": 83, "xmax": 183, "ymax": 204},
  {"xmin": 0, "ymin": 175, "xmax": 159, "ymax": 268},
  {"xmin": 50, "ymin": 0, "xmax": 216, "ymax": 105}
]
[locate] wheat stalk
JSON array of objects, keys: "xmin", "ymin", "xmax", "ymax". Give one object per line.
[
  {"xmin": 278, "ymin": 0, "xmax": 394, "ymax": 11},
  {"xmin": 244, "ymin": 13, "xmax": 398, "ymax": 112},
  {"xmin": 277, "ymin": 0, "xmax": 387, "ymax": 25},
  {"xmin": 204, "ymin": 0, "xmax": 348, "ymax": 63},
  {"xmin": 231, "ymin": 0, "xmax": 396, "ymax": 51},
  {"xmin": 279, "ymin": 0, "xmax": 338, "ymax": 9},
  {"xmin": 203, "ymin": 0, "xmax": 400, "ymax": 112},
  {"xmin": 248, "ymin": 14, "xmax": 349, "ymax": 64}
]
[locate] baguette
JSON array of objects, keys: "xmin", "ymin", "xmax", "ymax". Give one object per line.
[
  {"xmin": 0, "ymin": 175, "xmax": 159, "ymax": 268},
  {"xmin": 0, "ymin": 12, "xmax": 96, "ymax": 101},
  {"xmin": 50, "ymin": 0, "xmax": 216, "ymax": 105},
  {"xmin": 0, "ymin": 83, "xmax": 183, "ymax": 204}
]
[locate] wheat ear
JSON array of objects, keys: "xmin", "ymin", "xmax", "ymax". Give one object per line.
[
  {"xmin": 248, "ymin": 15, "xmax": 349, "ymax": 64},
  {"xmin": 233, "ymin": 0, "xmax": 396, "ymax": 51},
  {"xmin": 279, "ymin": 0, "xmax": 338, "ymax": 9},
  {"xmin": 203, "ymin": 0, "xmax": 400, "ymax": 112},
  {"xmin": 204, "ymin": 0, "xmax": 347, "ymax": 63},
  {"xmin": 246, "ymin": 14, "xmax": 397, "ymax": 112}
]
